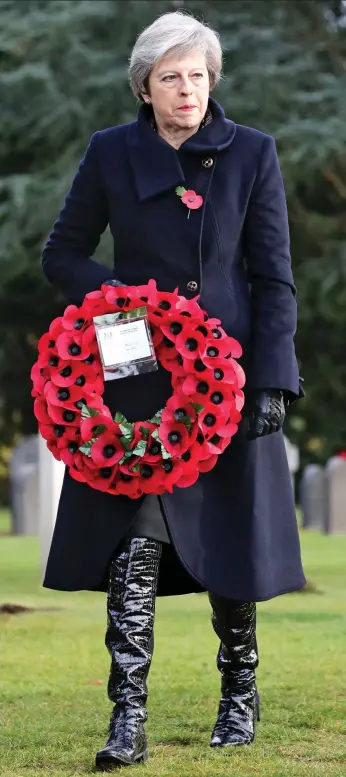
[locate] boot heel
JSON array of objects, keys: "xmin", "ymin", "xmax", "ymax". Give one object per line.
[
  {"xmin": 136, "ymin": 749, "xmax": 148, "ymax": 763},
  {"xmin": 255, "ymin": 689, "xmax": 261, "ymax": 721}
]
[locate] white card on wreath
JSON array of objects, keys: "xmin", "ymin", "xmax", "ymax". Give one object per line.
[{"xmin": 97, "ymin": 318, "xmax": 152, "ymax": 368}]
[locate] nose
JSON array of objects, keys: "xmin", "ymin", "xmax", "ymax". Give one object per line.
[{"xmin": 180, "ymin": 76, "xmax": 193, "ymax": 96}]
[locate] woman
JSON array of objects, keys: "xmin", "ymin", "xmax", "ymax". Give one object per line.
[{"xmin": 41, "ymin": 10, "xmax": 305, "ymax": 770}]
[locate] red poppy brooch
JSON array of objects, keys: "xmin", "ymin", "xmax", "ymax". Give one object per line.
[
  {"xmin": 175, "ymin": 186, "xmax": 203, "ymax": 218},
  {"xmin": 31, "ymin": 279, "xmax": 245, "ymax": 499}
]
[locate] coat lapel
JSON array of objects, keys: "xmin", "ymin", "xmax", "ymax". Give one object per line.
[{"xmin": 126, "ymin": 97, "xmax": 236, "ymax": 202}]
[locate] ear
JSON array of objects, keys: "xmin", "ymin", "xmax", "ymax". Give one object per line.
[{"xmin": 141, "ymin": 94, "xmax": 151, "ymax": 104}]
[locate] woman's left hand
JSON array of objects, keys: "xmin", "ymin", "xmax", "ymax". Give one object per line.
[{"xmin": 246, "ymin": 389, "xmax": 286, "ymax": 441}]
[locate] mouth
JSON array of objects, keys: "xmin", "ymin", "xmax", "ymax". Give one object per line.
[{"xmin": 178, "ymin": 105, "xmax": 197, "ymax": 112}]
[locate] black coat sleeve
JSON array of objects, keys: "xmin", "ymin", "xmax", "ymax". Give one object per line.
[
  {"xmin": 243, "ymin": 135, "xmax": 301, "ymax": 400},
  {"xmin": 42, "ymin": 132, "xmax": 113, "ymax": 304}
]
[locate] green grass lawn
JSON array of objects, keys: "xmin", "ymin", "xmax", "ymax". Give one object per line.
[{"xmin": 0, "ymin": 513, "xmax": 346, "ymax": 777}]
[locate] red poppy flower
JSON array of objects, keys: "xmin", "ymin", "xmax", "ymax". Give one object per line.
[
  {"xmin": 160, "ymin": 319, "xmax": 188, "ymax": 344},
  {"xmin": 83, "ymin": 291, "xmax": 112, "ymax": 317},
  {"xmin": 155, "ymin": 334, "xmax": 177, "ymax": 361},
  {"xmin": 33, "ymin": 398, "xmax": 51, "ymax": 425},
  {"xmin": 174, "ymin": 444, "xmax": 202, "ymax": 486},
  {"xmin": 175, "ymin": 468, "xmax": 200, "ymax": 488},
  {"xmin": 176, "ymin": 298, "xmax": 205, "ymax": 320},
  {"xmin": 50, "ymin": 361, "xmax": 97, "ymax": 388},
  {"xmin": 31, "ymin": 363, "xmax": 49, "ymax": 397},
  {"xmin": 45, "ymin": 441, "xmax": 61, "ymax": 460},
  {"xmin": 201, "ymin": 336, "xmax": 236, "ymax": 360},
  {"xmin": 88, "ymin": 467, "xmax": 118, "ymax": 492},
  {"xmin": 80, "ymin": 411, "xmax": 114, "ymax": 442},
  {"xmin": 56, "ymin": 425, "xmax": 81, "ymax": 450},
  {"xmin": 45, "ymin": 402, "xmax": 79, "ymax": 427},
  {"xmin": 69, "ymin": 466, "xmax": 88, "ymax": 484},
  {"xmin": 162, "ymin": 394, "xmax": 197, "ymax": 426},
  {"xmin": 138, "ymin": 464, "xmax": 165, "ymax": 494},
  {"xmin": 160, "ymin": 460, "xmax": 184, "ymax": 492},
  {"xmin": 205, "ymin": 433, "xmax": 231, "ymax": 455},
  {"xmin": 198, "ymin": 454, "xmax": 218, "ymax": 473},
  {"xmin": 62, "ymin": 305, "xmax": 88, "ymax": 332},
  {"xmin": 160, "ymin": 353, "xmax": 186, "ymax": 377},
  {"xmin": 60, "ymin": 448, "xmax": 84, "ymax": 468},
  {"xmin": 90, "ymin": 431, "xmax": 124, "ymax": 467},
  {"xmin": 198, "ymin": 404, "xmax": 230, "ymax": 440},
  {"xmin": 181, "ymin": 190, "xmax": 203, "ymax": 210},
  {"xmin": 158, "ymin": 419, "xmax": 190, "ymax": 456},
  {"xmin": 175, "ymin": 326, "xmax": 206, "ymax": 360},
  {"xmin": 44, "ymin": 382, "xmax": 85, "ymax": 408},
  {"xmin": 133, "ymin": 278, "xmax": 160, "ymax": 307},
  {"xmin": 143, "ymin": 440, "xmax": 162, "ymax": 465},
  {"xmin": 148, "ymin": 323, "xmax": 163, "ymax": 349},
  {"xmin": 115, "ymin": 473, "xmax": 143, "ymax": 498},
  {"xmin": 38, "ymin": 331, "xmax": 59, "ymax": 357},
  {"xmin": 209, "ymin": 330, "xmax": 243, "ymax": 359},
  {"xmin": 103, "ymin": 285, "xmax": 131, "ymax": 310},
  {"xmin": 39, "ymin": 423, "xmax": 56, "ymax": 443},
  {"xmin": 56, "ymin": 331, "xmax": 91, "ymax": 361}
]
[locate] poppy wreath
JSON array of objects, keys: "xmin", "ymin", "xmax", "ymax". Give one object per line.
[{"xmin": 31, "ymin": 279, "xmax": 245, "ymax": 499}]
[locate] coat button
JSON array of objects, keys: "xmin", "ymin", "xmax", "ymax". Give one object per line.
[
  {"xmin": 187, "ymin": 280, "xmax": 198, "ymax": 292},
  {"xmin": 202, "ymin": 157, "xmax": 214, "ymax": 168}
]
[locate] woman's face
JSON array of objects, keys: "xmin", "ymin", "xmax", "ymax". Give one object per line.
[{"xmin": 146, "ymin": 51, "xmax": 210, "ymax": 131}]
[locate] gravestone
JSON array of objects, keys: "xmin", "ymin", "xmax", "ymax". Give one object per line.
[
  {"xmin": 325, "ymin": 456, "xmax": 346, "ymax": 534},
  {"xmin": 39, "ymin": 434, "xmax": 65, "ymax": 577},
  {"xmin": 284, "ymin": 436, "xmax": 300, "ymax": 492},
  {"xmin": 9, "ymin": 435, "xmax": 39, "ymax": 535},
  {"xmin": 300, "ymin": 464, "xmax": 327, "ymax": 530}
]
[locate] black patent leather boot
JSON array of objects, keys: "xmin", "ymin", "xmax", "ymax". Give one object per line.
[
  {"xmin": 95, "ymin": 538, "xmax": 162, "ymax": 771},
  {"xmin": 208, "ymin": 596, "xmax": 260, "ymax": 747}
]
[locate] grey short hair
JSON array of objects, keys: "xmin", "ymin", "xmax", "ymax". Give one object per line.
[{"xmin": 129, "ymin": 11, "xmax": 223, "ymax": 99}]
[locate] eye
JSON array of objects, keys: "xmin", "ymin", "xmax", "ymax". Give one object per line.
[
  {"xmin": 162, "ymin": 74, "xmax": 176, "ymax": 82},
  {"xmin": 193, "ymin": 72, "xmax": 204, "ymax": 78}
]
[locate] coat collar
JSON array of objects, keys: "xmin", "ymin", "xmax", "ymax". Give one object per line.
[{"xmin": 126, "ymin": 97, "xmax": 236, "ymax": 201}]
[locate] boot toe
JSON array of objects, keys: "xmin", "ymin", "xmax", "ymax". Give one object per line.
[{"xmin": 95, "ymin": 745, "xmax": 148, "ymax": 770}]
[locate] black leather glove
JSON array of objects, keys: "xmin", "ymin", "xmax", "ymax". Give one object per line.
[
  {"xmin": 102, "ymin": 279, "xmax": 126, "ymax": 287},
  {"xmin": 246, "ymin": 389, "xmax": 286, "ymax": 441}
]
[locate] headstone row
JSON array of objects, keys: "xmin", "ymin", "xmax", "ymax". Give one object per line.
[{"xmin": 300, "ymin": 457, "xmax": 346, "ymax": 534}]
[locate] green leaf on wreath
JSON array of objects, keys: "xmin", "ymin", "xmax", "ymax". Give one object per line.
[
  {"xmin": 120, "ymin": 306, "xmax": 147, "ymax": 320},
  {"xmin": 93, "ymin": 424, "xmax": 106, "ymax": 436},
  {"xmin": 189, "ymin": 402, "xmax": 204, "ymax": 414},
  {"xmin": 151, "ymin": 429, "xmax": 160, "ymax": 441},
  {"xmin": 130, "ymin": 463, "xmax": 140, "ymax": 473},
  {"xmin": 175, "ymin": 186, "xmax": 187, "ymax": 197},
  {"xmin": 81, "ymin": 405, "xmax": 100, "ymax": 420},
  {"xmin": 148, "ymin": 409, "xmax": 163, "ymax": 424},
  {"xmin": 161, "ymin": 445, "xmax": 172, "ymax": 460},
  {"xmin": 139, "ymin": 426, "xmax": 150, "ymax": 439},
  {"xmin": 132, "ymin": 439, "xmax": 148, "ymax": 457},
  {"xmin": 119, "ymin": 422, "xmax": 134, "ymax": 438},
  {"xmin": 79, "ymin": 443, "xmax": 92, "ymax": 456},
  {"xmin": 114, "ymin": 411, "xmax": 127, "ymax": 423},
  {"xmin": 179, "ymin": 414, "xmax": 192, "ymax": 432},
  {"xmin": 120, "ymin": 436, "xmax": 132, "ymax": 452}
]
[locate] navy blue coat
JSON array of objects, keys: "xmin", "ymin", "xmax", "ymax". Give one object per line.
[{"xmin": 42, "ymin": 97, "xmax": 306, "ymax": 601}]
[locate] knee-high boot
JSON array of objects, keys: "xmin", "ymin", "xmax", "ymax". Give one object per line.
[
  {"xmin": 95, "ymin": 537, "xmax": 162, "ymax": 771},
  {"xmin": 208, "ymin": 595, "xmax": 260, "ymax": 747}
]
